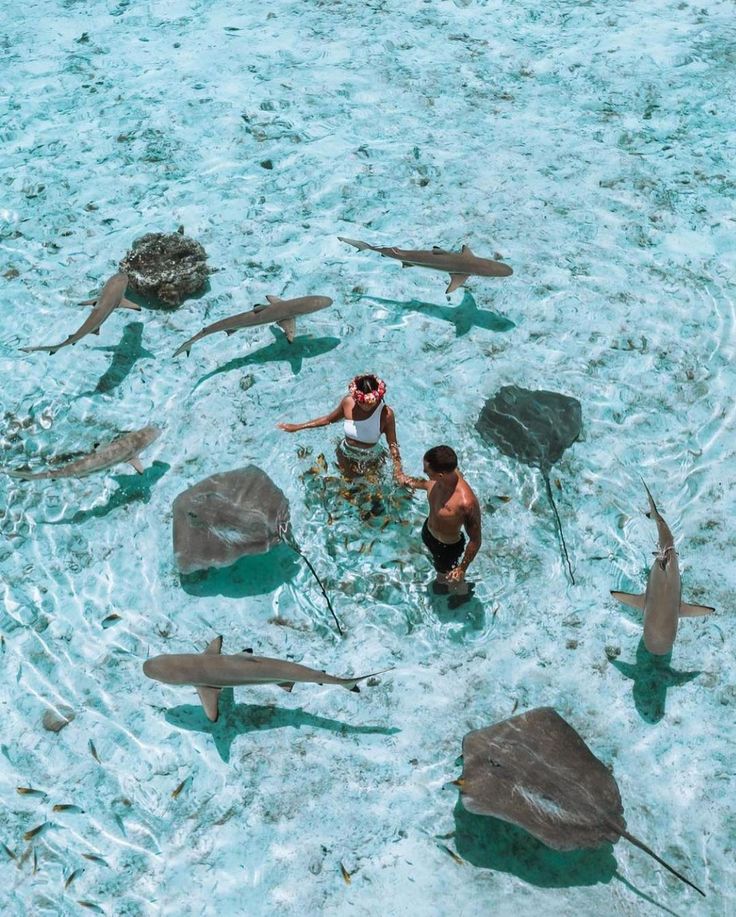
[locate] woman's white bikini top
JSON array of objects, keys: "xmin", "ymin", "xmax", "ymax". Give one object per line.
[{"xmin": 343, "ymin": 403, "xmax": 385, "ymax": 445}]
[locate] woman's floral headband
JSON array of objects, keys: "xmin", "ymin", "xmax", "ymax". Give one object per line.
[{"xmin": 349, "ymin": 376, "xmax": 386, "ymax": 406}]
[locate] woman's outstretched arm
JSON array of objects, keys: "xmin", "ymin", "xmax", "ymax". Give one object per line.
[{"xmin": 277, "ymin": 399, "xmax": 345, "ymax": 433}]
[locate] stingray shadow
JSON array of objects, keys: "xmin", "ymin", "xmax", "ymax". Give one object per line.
[
  {"xmin": 78, "ymin": 322, "xmax": 155, "ymax": 397},
  {"xmin": 610, "ymin": 638, "xmax": 700, "ymax": 725},
  {"xmin": 179, "ymin": 541, "xmax": 301, "ymax": 598},
  {"xmin": 362, "ymin": 291, "xmax": 515, "ymax": 336},
  {"xmin": 453, "ymin": 800, "xmax": 617, "ymax": 888},
  {"xmin": 193, "ymin": 329, "xmax": 340, "ymax": 389},
  {"xmin": 43, "ymin": 461, "xmax": 170, "ymax": 525},
  {"xmin": 166, "ymin": 687, "xmax": 400, "ymax": 761}
]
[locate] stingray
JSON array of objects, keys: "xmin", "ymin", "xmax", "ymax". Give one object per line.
[
  {"xmin": 476, "ymin": 385, "xmax": 581, "ymax": 583},
  {"xmin": 456, "ymin": 707, "xmax": 704, "ymax": 897},
  {"xmin": 173, "ymin": 465, "xmax": 342, "ymax": 634}
]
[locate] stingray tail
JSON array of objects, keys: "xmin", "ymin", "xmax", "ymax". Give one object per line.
[
  {"xmin": 619, "ymin": 828, "xmax": 705, "ymax": 897},
  {"xmin": 542, "ymin": 472, "xmax": 575, "ymax": 584},
  {"xmin": 289, "ymin": 543, "xmax": 344, "ymax": 636}
]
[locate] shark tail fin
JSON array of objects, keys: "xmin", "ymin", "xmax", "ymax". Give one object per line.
[
  {"xmin": 640, "ymin": 478, "xmax": 659, "ymax": 519},
  {"xmin": 338, "ymin": 236, "xmax": 373, "ymax": 252},
  {"xmin": 341, "ymin": 667, "xmax": 394, "ymax": 691},
  {"xmin": 619, "ymin": 828, "xmax": 705, "ymax": 897},
  {"xmin": 173, "ymin": 340, "xmax": 193, "ymax": 358},
  {"xmin": 680, "ymin": 601, "xmax": 715, "ymax": 617}
]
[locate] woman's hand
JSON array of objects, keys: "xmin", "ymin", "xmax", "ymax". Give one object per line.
[{"xmin": 277, "ymin": 422, "xmax": 301, "ymax": 433}]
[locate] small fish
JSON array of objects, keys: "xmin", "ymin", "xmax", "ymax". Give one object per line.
[
  {"xmin": 439, "ymin": 844, "xmax": 464, "ymax": 865},
  {"xmin": 88, "ymin": 739, "xmax": 100, "ymax": 763},
  {"xmin": 82, "ymin": 853, "xmax": 108, "ymax": 866},
  {"xmin": 65, "ymin": 868, "xmax": 82, "ymax": 889},
  {"xmin": 555, "ymin": 478, "xmax": 561, "ymax": 490},
  {"xmin": 16, "ymin": 787, "xmax": 47, "ymax": 797},
  {"xmin": 101, "ymin": 614, "xmax": 121, "ymax": 628},
  {"xmin": 78, "ymin": 902, "xmax": 105, "ymax": 914},
  {"xmin": 511, "ymin": 698, "xmax": 519, "ymax": 714},
  {"xmin": 52, "ymin": 804, "xmax": 84, "ymax": 814},
  {"xmin": 339, "ymin": 862, "xmax": 352, "ymax": 885},
  {"xmin": 1, "ymin": 841, "xmax": 17, "ymax": 861},
  {"xmin": 171, "ymin": 777, "xmax": 189, "ymax": 799},
  {"xmin": 495, "ymin": 494, "xmax": 511, "ymax": 503},
  {"xmin": 33, "ymin": 849, "xmax": 38, "ymax": 874},
  {"xmin": 23, "ymin": 822, "xmax": 48, "ymax": 841}
]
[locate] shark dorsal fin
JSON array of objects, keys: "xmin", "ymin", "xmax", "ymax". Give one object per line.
[
  {"xmin": 461, "ymin": 244, "xmax": 473, "ymax": 255},
  {"xmin": 266, "ymin": 295, "xmax": 283, "ymax": 305},
  {"xmin": 204, "ymin": 635, "xmax": 223, "ymax": 655}
]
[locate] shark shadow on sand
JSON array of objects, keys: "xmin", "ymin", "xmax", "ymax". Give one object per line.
[
  {"xmin": 476, "ymin": 386, "xmax": 582, "ymax": 583},
  {"xmin": 44, "ymin": 461, "xmax": 170, "ymax": 525},
  {"xmin": 193, "ymin": 329, "xmax": 341, "ymax": 390},
  {"xmin": 610, "ymin": 638, "xmax": 701, "ymax": 725},
  {"xmin": 165, "ymin": 687, "xmax": 400, "ymax": 762},
  {"xmin": 78, "ymin": 322, "xmax": 155, "ymax": 397},
  {"xmin": 362, "ymin": 291, "xmax": 515, "ymax": 337}
]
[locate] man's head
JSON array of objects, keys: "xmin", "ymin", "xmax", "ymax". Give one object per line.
[{"xmin": 423, "ymin": 445, "xmax": 458, "ymax": 480}]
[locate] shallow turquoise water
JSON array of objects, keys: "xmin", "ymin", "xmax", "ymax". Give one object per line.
[{"xmin": 1, "ymin": 1, "xmax": 734, "ymax": 914}]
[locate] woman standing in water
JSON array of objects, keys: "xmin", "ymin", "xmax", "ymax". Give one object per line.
[{"xmin": 277, "ymin": 373, "xmax": 403, "ymax": 479}]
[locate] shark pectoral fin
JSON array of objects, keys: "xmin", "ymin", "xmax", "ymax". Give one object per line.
[
  {"xmin": 611, "ymin": 591, "xmax": 646, "ymax": 611},
  {"xmin": 277, "ymin": 682, "xmax": 295, "ymax": 692},
  {"xmin": 91, "ymin": 328, "xmax": 101, "ymax": 335},
  {"xmin": 680, "ymin": 601, "xmax": 715, "ymax": 617},
  {"xmin": 79, "ymin": 297, "xmax": 98, "ymax": 306},
  {"xmin": 196, "ymin": 686, "xmax": 222, "ymax": 722},
  {"xmin": 277, "ymin": 318, "xmax": 296, "ymax": 343},
  {"xmin": 432, "ymin": 245, "xmax": 448, "ymax": 253},
  {"xmin": 204, "ymin": 635, "xmax": 223, "ymax": 655},
  {"xmin": 252, "ymin": 304, "xmax": 268, "ymax": 313},
  {"xmin": 266, "ymin": 295, "xmax": 283, "ymax": 305},
  {"xmin": 128, "ymin": 457, "xmax": 144, "ymax": 474},
  {"xmin": 118, "ymin": 298, "xmax": 141, "ymax": 311},
  {"xmin": 446, "ymin": 274, "xmax": 469, "ymax": 294}
]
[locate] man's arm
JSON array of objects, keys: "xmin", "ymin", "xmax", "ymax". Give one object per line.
[{"xmin": 447, "ymin": 498, "xmax": 482, "ymax": 581}]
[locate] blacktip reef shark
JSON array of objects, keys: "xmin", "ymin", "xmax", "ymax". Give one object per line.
[
  {"xmin": 4, "ymin": 425, "xmax": 160, "ymax": 480},
  {"xmin": 20, "ymin": 272, "xmax": 141, "ymax": 355},
  {"xmin": 172, "ymin": 294, "xmax": 333, "ymax": 356},
  {"xmin": 611, "ymin": 481, "xmax": 714, "ymax": 655},
  {"xmin": 338, "ymin": 237, "xmax": 513, "ymax": 294},
  {"xmin": 143, "ymin": 636, "xmax": 390, "ymax": 721}
]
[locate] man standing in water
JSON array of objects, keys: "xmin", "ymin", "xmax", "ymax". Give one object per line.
[{"xmin": 399, "ymin": 445, "xmax": 482, "ymax": 590}]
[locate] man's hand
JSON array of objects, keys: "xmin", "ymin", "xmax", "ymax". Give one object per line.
[
  {"xmin": 277, "ymin": 422, "xmax": 301, "ymax": 432},
  {"xmin": 445, "ymin": 566, "xmax": 466, "ymax": 583}
]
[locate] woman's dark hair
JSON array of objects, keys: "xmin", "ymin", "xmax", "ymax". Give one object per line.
[
  {"xmin": 354, "ymin": 374, "xmax": 380, "ymax": 394},
  {"xmin": 424, "ymin": 445, "xmax": 458, "ymax": 473}
]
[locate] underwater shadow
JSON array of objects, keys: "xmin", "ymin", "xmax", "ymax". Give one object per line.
[
  {"xmin": 166, "ymin": 687, "xmax": 400, "ymax": 761},
  {"xmin": 44, "ymin": 461, "xmax": 170, "ymax": 525},
  {"xmin": 194, "ymin": 330, "xmax": 341, "ymax": 389},
  {"xmin": 610, "ymin": 638, "xmax": 700, "ymax": 725},
  {"xmin": 78, "ymin": 322, "xmax": 155, "ymax": 397},
  {"xmin": 179, "ymin": 542, "xmax": 301, "ymax": 598},
  {"xmin": 430, "ymin": 590, "xmax": 486, "ymax": 637},
  {"xmin": 362, "ymin": 291, "xmax": 515, "ymax": 336},
  {"xmin": 453, "ymin": 800, "xmax": 617, "ymax": 887}
]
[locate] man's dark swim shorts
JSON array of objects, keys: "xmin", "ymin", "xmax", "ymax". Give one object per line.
[{"xmin": 422, "ymin": 519, "xmax": 465, "ymax": 574}]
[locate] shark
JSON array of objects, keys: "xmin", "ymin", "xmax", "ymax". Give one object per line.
[
  {"xmin": 4, "ymin": 425, "xmax": 161, "ymax": 480},
  {"xmin": 611, "ymin": 482, "xmax": 715, "ymax": 655},
  {"xmin": 172, "ymin": 294, "xmax": 333, "ymax": 357},
  {"xmin": 21, "ymin": 272, "xmax": 141, "ymax": 355},
  {"xmin": 143, "ymin": 636, "xmax": 389, "ymax": 721},
  {"xmin": 338, "ymin": 237, "xmax": 513, "ymax": 294}
]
